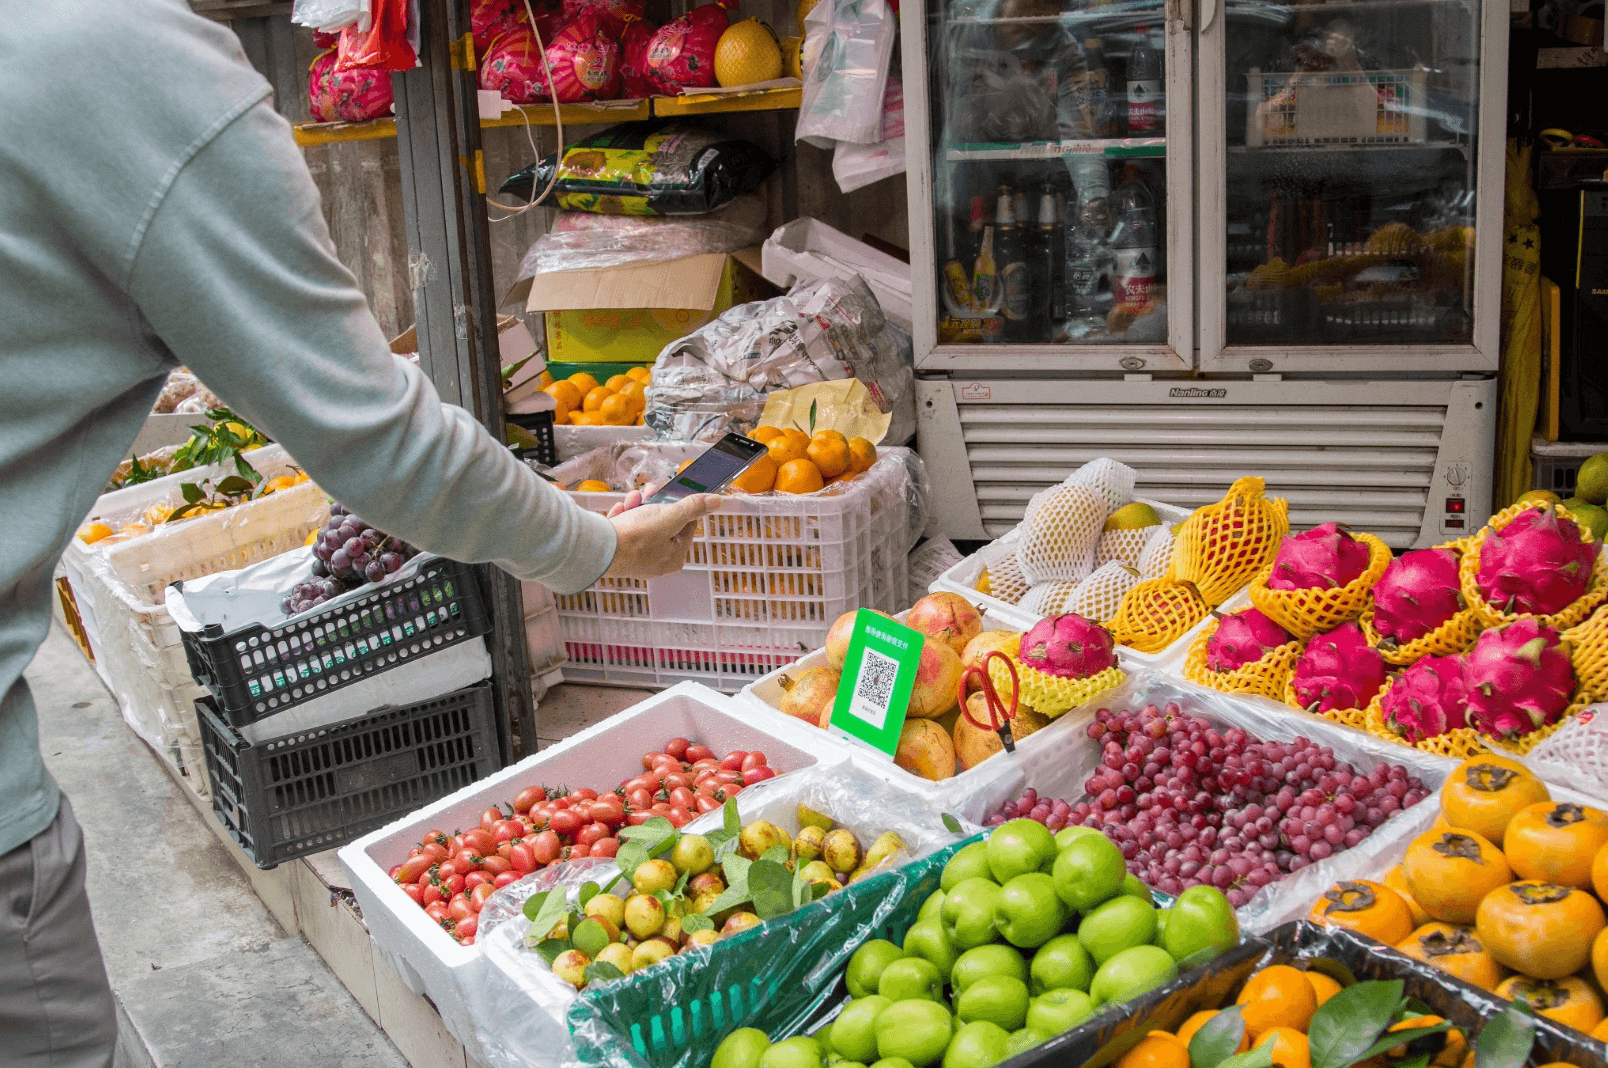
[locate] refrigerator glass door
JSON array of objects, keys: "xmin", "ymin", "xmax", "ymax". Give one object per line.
[
  {"xmin": 904, "ymin": 0, "xmax": 1194, "ymax": 372},
  {"xmin": 1197, "ymin": 0, "xmax": 1506, "ymax": 372}
]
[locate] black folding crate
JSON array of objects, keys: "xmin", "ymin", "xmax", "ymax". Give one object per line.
[
  {"xmin": 197, "ymin": 681, "xmax": 500, "ymax": 869},
  {"xmin": 179, "ymin": 555, "xmax": 491, "ymax": 729}
]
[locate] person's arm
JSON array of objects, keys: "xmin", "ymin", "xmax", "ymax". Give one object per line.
[{"xmin": 124, "ymin": 100, "xmax": 709, "ymax": 594}]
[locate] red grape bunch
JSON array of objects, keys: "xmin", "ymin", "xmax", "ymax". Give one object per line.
[{"xmin": 282, "ymin": 503, "xmax": 418, "ymax": 615}]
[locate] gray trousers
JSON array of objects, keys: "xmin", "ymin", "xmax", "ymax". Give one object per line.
[{"xmin": 0, "ymin": 798, "xmax": 116, "ymax": 1067}]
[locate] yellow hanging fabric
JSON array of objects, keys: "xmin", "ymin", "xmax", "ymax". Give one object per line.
[{"xmin": 1496, "ymin": 139, "xmax": 1543, "ymax": 507}]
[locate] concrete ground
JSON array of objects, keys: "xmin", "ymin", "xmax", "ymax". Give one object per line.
[{"xmin": 26, "ymin": 623, "xmax": 650, "ymax": 1068}]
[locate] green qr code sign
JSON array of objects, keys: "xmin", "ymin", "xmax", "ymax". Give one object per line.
[{"xmin": 828, "ymin": 610, "xmax": 925, "ymax": 759}]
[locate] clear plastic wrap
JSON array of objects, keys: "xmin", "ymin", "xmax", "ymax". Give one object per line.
[
  {"xmin": 795, "ymin": 0, "xmax": 897, "ymax": 148},
  {"xmin": 516, "ymin": 220, "xmax": 762, "ymax": 277},
  {"xmin": 174, "ymin": 386, "xmax": 225, "ymax": 414},
  {"xmin": 644, "ymin": 273, "xmax": 915, "ymax": 445},
  {"xmin": 293, "ymin": 0, "xmax": 368, "ymax": 31},
  {"xmin": 151, "ymin": 371, "xmax": 199, "ymax": 414},
  {"xmin": 831, "ymin": 77, "xmax": 905, "ymax": 193}
]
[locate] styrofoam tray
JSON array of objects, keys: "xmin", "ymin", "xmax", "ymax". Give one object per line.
[{"xmin": 337, "ymin": 682, "xmax": 860, "ymax": 1061}]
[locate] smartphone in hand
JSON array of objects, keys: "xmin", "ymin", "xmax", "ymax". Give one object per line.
[{"xmin": 648, "ymin": 433, "xmax": 769, "ymax": 503}]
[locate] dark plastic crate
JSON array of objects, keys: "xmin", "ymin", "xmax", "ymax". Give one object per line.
[
  {"xmin": 507, "ymin": 409, "xmax": 557, "ymax": 467},
  {"xmin": 1225, "ymin": 288, "xmax": 1314, "ymax": 342},
  {"xmin": 197, "ymin": 681, "xmax": 500, "ymax": 869},
  {"xmin": 179, "ymin": 555, "xmax": 491, "ymax": 728}
]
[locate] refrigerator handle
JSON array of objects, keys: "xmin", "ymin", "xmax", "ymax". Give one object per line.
[
  {"xmin": 1167, "ymin": 0, "xmax": 1193, "ymax": 32},
  {"xmin": 1199, "ymin": 0, "xmax": 1218, "ymax": 32}
]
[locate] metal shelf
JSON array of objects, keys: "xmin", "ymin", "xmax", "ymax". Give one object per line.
[
  {"xmin": 945, "ymin": 137, "xmax": 1166, "ymax": 161},
  {"xmin": 652, "ymin": 84, "xmax": 803, "ymax": 116},
  {"xmin": 292, "ymin": 99, "xmax": 653, "ymax": 146}
]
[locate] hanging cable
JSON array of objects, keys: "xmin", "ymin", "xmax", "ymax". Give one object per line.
[{"xmin": 486, "ymin": 0, "xmax": 566, "ymax": 219}]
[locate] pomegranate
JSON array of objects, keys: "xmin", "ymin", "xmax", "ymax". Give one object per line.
[
  {"xmin": 824, "ymin": 608, "xmax": 892, "ymax": 670},
  {"xmin": 905, "ymin": 592, "xmax": 984, "ymax": 658},
  {"xmin": 907, "ymin": 639, "xmax": 963, "ymax": 719},
  {"xmin": 777, "ymin": 666, "xmax": 839, "ymax": 728}
]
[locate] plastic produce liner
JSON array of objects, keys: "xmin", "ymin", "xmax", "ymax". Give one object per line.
[
  {"xmin": 1496, "ymin": 139, "xmax": 1542, "ymax": 507},
  {"xmin": 796, "ymin": 0, "xmax": 896, "ymax": 147},
  {"xmin": 465, "ymin": 762, "xmax": 974, "ymax": 1068}
]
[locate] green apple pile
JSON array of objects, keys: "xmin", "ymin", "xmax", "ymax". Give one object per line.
[{"xmin": 711, "ymin": 821, "xmax": 1240, "ymax": 1068}]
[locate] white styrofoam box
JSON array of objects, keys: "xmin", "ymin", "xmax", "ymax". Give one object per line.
[
  {"xmin": 337, "ymin": 682, "xmax": 860, "ymax": 1060},
  {"xmin": 553, "ymin": 423, "xmax": 650, "ymax": 462},
  {"xmin": 929, "ymin": 498, "xmax": 1201, "ymax": 668},
  {"xmin": 761, "ymin": 218, "xmax": 913, "ymax": 330}
]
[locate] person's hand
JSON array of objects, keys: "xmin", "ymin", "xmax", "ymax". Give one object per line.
[{"xmin": 605, "ymin": 491, "xmax": 722, "ymax": 579}]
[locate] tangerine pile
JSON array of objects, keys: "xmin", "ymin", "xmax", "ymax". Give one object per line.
[
  {"xmin": 79, "ymin": 470, "xmax": 313, "ymax": 547},
  {"xmin": 1309, "ymin": 755, "xmax": 1608, "ymax": 1042},
  {"xmin": 540, "ymin": 367, "xmax": 650, "ymax": 427},
  {"xmin": 739, "ymin": 426, "xmax": 878, "ymax": 495}
]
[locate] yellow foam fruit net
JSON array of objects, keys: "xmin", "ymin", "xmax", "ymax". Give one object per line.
[
  {"xmin": 1067, "ymin": 562, "xmax": 1142, "ymax": 623},
  {"xmin": 1183, "ymin": 618, "xmax": 1302, "ymax": 701},
  {"xmin": 1248, "ymin": 531, "xmax": 1393, "ymax": 640},
  {"xmin": 1096, "ymin": 527, "xmax": 1157, "ymax": 569},
  {"xmin": 1171, "ymin": 477, "xmax": 1289, "ymax": 607},
  {"xmin": 1358, "ymin": 538, "xmax": 1483, "ymax": 665},
  {"xmin": 1565, "ymin": 603, "xmax": 1608, "ymax": 706},
  {"xmin": 987, "ymin": 633, "xmax": 1126, "ymax": 719},
  {"xmin": 1459, "ymin": 501, "xmax": 1608, "ymax": 630},
  {"xmin": 1360, "ymin": 679, "xmax": 1488, "ymax": 759},
  {"xmin": 1108, "ymin": 579, "xmax": 1209, "ymax": 654}
]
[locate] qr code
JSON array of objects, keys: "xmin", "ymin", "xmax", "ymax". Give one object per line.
[{"xmin": 854, "ymin": 648, "xmax": 900, "ymax": 713}]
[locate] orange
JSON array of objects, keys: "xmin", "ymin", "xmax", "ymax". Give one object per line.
[
  {"xmin": 1396, "ymin": 922, "xmax": 1508, "ymax": 991},
  {"xmin": 1117, "ymin": 1032, "xmax": 1189, "ymax": 1068},
  {"xmin": 729, "ymin": 455, "xmax": 777, "ymax": 494},
  {"xmin": 748, "ymin": 426, "xmax": 784, "ymax": 444},
  {"xmin": 1441, "ymin": 756, "xmax": 1550, "ymax": 848},
  {"xmin": 262, "ymin": 474, "xmax": 299, "ymax": 493},
  {"xmin": 545, "ymin": 380, "xmax": 581, "ymax": 412},
  {"xmin": 766, "ymin": 434, "xmax": 809, "ymax": 466},
  {"xmin": 807, "ymin": 434, "xmax": 851, "ymax": 478},
  {"xmin": 1386, "ymin": 1017, "xmax": 1466, "ymax": 1068},
  {"xmin": 575, "ymin": 412, "xmax": 605, "ymax": 426},
  {"xmin": 1309, "ymin": 880, "xmax": 1416, "ymax": 945},
  {"xmin": 1593, "ymin": 841, "xmax": 1608, "ymax": 903},
  {"xmin": 1177, "ymin": 1011, "xmax": 1249, "ymax": 1054},
  {"xmin": 1402, "ymin": 829, "xmax": 1513, "ymax": 924},
  {"xmin": 1476, "ymin": 881, "xmax": 1606, "ymax": 979},
  {"xmin": 848, "ymin": 437, "xmax": 877, "ymax": 472},
  {"xmin": 575, "ymin": 480, "xmax": 612, "ymax": 492},
  {"xmin": 538, "ymin": 370, "xmax": 555, "ymax": 387},
  {"xmin": 1305, "ymin": 970, "xmax": 1343, "ymax": 1006},
  {"xmin": 605, "ymin": 374, "xmax": 631, "ymax": 392},
  {"xmin": 774, "ymin": 459, "xmax": 824, "ymax": 495},
  {"xmin": 811, "ymin": 428, "xmax": 847, "ymax": 445},
  {"xmin": 625, "ymin": 365, "xmax": 651, "ymax": 384},
  {"xmin": 600, "ymin": 394, "xmax": 633, "ymax": 425},
  {"xmin": 77, "ymin": 522, "xmax": 113, "ymax": 544},
  {"xmin": 303, "ymin": 530, "xmax": 319, "ymax": 547},
  {"xmin": 1235, "ymin": 964, "xmax": 1318, "ymax": 1039},
  {"xmin": 634, "ymin": 414, "xmax": 645, "ymax": 426},
  {"xmin": 583, "ymin": 387, "xmax": 612, "ymax": 413},
  {"xmin": 676, "ymin": 459, "xmax": 694, "ymax": 475},
  {"xmin": 567, "ymin": 372, "xmax": 600, "ymax": 394},
  {"xmin": 1495, "ymin": 975, "xmax": 1605, "ymax": 1034},
  {"xmin": 1256, "ymin": 1027, "xmax": 1309, "ymax": 1068},
  {"xmin": 617, "ymin": 380, "xmax": 647, "ymax": 413},
  {"xmin": 1593, "ymin": 1016, "xmax": 1608, "ymax": 1044},
  {"xmin": 1383, "ymin": 866, "xmax": 1433, "ymax": 928},
  {"xmin": 1505, "ymin": 802, "xmax": 1608, "ymax": 888}
]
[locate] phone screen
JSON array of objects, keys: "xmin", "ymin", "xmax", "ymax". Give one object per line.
[{"xmin": 649, "ymin": 434, "xmax": 769, "ymax": 503}]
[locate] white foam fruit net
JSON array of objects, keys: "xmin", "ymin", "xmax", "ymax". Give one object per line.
[
  {"xmin": 1138, "ymin": 526, "xmax": 1176, "ymax": 580},
  {"xmin": 1020, "ymin": 579, "xmax": 1081, "ymax": 617},
  {"xmin": 1096, "ymin": 526, "xmax": 1158, "ymax": 569},
  {"xmin": 1068, "ymin": 561, "xmax": 1142, "ymax": 623},
  {"xmin": 1071, "ymin": 458, "xmax": 1138, "ymax": 513},
  {"xmin": 1521, "ymin": 705, "xmax": 1608, "ymax": 797},
  {"xmin": 979, "ymin": 544, "xmax": 1032, "ymax": 605},
  {"xmin": 1018, "ymin": 481, "xmax": 1109, "ymax": 584}
]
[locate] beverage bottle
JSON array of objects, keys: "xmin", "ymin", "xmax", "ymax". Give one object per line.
[
  {"xmin": 1127, "ymin": 28, "xmax": 1164, "ymax": 135},
  {"xmin": 941, "ymin": 213, "xmax": 973, "ymax": 315},
  {"xmin": 1049, "ymin": 186, "xmax": 1068, "ymax": 328},
  {"xmin": 1065, "ymin": 187, "xmax": 1115, "ymax": 329},
  {"xmin": 994, "ymin": 186, "xmax": 1034, "ymax": 341},
  {"xmin": 966, "ymin": 194, "xmax": 987, "ymax": 262},
  {"xmin": 1080, "ymin": 38, "xmax": 1119, "ymax": 139},
  {"xmin": 1022, "ymin": 191, "xmax": 1058, "ymax": 340},
  {"xmin": 971, "ymin": 226, "xmax": 1001, "ymax": 315},
  {"xmin": 1109, "ymin": 164, "xmax": 1158, "ymax": 308}
]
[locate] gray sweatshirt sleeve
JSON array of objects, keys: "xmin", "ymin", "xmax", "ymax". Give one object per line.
[{"xmin": 125, "ymin": 99, "xmax": 616, "ymax": 595}]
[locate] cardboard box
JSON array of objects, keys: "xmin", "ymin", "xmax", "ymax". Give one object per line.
[
  {"xmin": 505, "ymin": 248, "xmax": 770, "ymax": 364},
  {"xmin": 389, "ymin": 315, "xmax": 538, "ymax": 367}
]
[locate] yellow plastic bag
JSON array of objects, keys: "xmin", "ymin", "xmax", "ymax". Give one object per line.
[{"xmin": 1496, "ymin": 139, "xmax": 1543, "ymax": 507}]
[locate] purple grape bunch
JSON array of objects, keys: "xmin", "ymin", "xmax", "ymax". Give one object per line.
[
  {"xmin": 984, "ymin": 701, "xmax": 1429, "ymax": 909},
  {"xmin": 281, "ymin": 502, "xmax": 418, "ymax": 616}
]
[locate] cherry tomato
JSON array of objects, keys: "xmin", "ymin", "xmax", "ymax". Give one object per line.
[
  {"xmin": 550, "ymin": 797, "xmax": 571, "ymax": 810},
  {"xmin": 463, "ymin": 830, "xmax": 497, "ymax": 855},
  {"xmin": 401, "ymin": 883, "xmax": 423, "ymax": 904},
  {"xmin": 508, "ymin": 843, "xmax": 537, "ymax": 874},
  {"xmin": 493, "ymin": 872, "xmax": 519, "ymax": 889},
  {"xmin": 664, "ymin": 737, "xmax": 691, "ymax": 760},
  {"xmin": 512, "ymin": 785, "xmax": 547, "ymax": 813},
  {"xmin": 627, "ymin": 787, "xmax": 654, "ymax": 811},
  {"xmin": 624, "ymin": 775, "xmax": 656, "ymax": 795},
  {"xmin": 471, "ymin": 883, "xmax": 496, "ymax": 910},
  {"xmin": 591, "ymin": 837, "xmax": 620, "ymax": 858},
  {"xmin": 493, "ymin": 820, "xmax": 523, "ymax": 844},
  {"xmin": 424, "ymin": 901, "xmax": 450, "ymax": 922},
  {"xmin": 743, "ymin": 766, "xmax": 775, "ymax": 785},
  {"xmin": 571, "ymin": 787, "xmax": 599, "ymax": 802},
  {"xmin": 741, "ymin": 752, "xmax": 768, "ymax": 772},
  {"xmin": 420, "ymin": 830, "xmax": 450, "ymax": 850},
  {"xmin": 692, "ymin": 758, "xmax": 719, "ymax": 772},
  {"xmin": 715, "ymin": 770, "xmax": 743, "ymax": 786},
  {"xmin": 465, "ymin": 871, "xmax": 491, "ymax": 891},
  {"xmin": 569, "ymin": 842, "xmax": 592, "ymax": 859},
  {"xmin": 723, "ymin": 783, "xmax": 743, "ymax": 798},
  {"xmin": 651, "ymin": 802, "xmax": 672, "ymax": 815},
  {"xmin": 480, "ymin": 807, "xmax": 503, "ymax": 830},
  {"xmin": 667, "ymin": 808, "xmax": 692, "ymax": 828},
  {"xmin": 496, "ymin": 842, "xmax": 513, "ymax": 861},
  {"xmin": 445, "ymin": 874, "xmax": 466, "ymax": 896},
  {"xmin": 388, "ymin": 863, "xmax": 403, "ymax": 880},
  {"xmin": 448, "ymin": 894, "xmax": 474, "ymax": 922},
  {"xmin": 668, "ymin": 787, "xmax": 696, "ymax": 810},
  {"xmin": 684, "ymin": 745, "xmax": 715, "ymax": 764},
  {"xmin": 720, "ymin": 752, "xmax": 747, "ymax": 771},
  {"xmin": 422, "ymin": 841, "xmax": 449, "ymax": 861},
  {"xmin": 456, "ymin": 915, "xmax": 479, "ymax": 941},
  {"xmin": 530, "ymin": 830, "xmax": 562, "ymax": 865},
  {"xmin": 662, "ymin": 773, "xmax": 691, "ymax": 792},
  {"xmin": 435, "ymin": 859, "xmax": 458, "ymax": 879},
  {"xmin": 576, "ymin": 821, "xmax": 610, "ymax": 847},
  {"xmin": 589, "ymin": 799, "xmax": 623, "ymax": 824},
  {"xmin": 549, "ymin": 809, "xmax": 583, "ymax": 838},
  {"xmin": 696, "ymin": 796, "xmax": 719, "ymax": 814},
  {"xmin": 397, "ymin": 855, "xmax": 434, "ymax": 884},
  {"xmin": 642, "ymin": 752, "xmax": 665, "ymax": 770},
  {"xmin": 421, "ymin": 881, "xmax": 445, "ymax": 906},
  {"xmin": 626, "ymin": 812, "xmax": 652, "ymax": 827},
  {"xmin": 479, "ymin": 855, "xmax": 512, "ymax": 876}
]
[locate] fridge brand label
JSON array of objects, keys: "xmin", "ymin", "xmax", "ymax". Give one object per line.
[
  {"xmin": 1169, "ymin": 388, "xmax": 1228, "ymax": 398},
  {"xmin": 960, "ymin": 382, "xmax": 992, "ymax": 400}
]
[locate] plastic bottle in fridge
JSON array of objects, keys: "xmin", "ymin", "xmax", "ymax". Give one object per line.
[
  {"xmin": 1127, "ymin": 28, "xmax": 1164, "ymax": 135},
  {"xmin": 1065, "ymin": 186, "xmax": 1115, "ymax": 333},
  {"xmin": 1109, "ymin": 164, "xmax": 1158, "ymax": 308}
]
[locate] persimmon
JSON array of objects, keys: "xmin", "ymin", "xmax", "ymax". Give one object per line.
[
  {"xmin": 1402, "ymin": 830, "xmax": 1513, "ymax": 924},
  {"xmin": 1476, "ymin": 881, "xmax": 1606, "ymax": 979},
  {"xmin": 1592, "ymin": 1016, "xmax": 1608, "ymax": 1044},
  {"xmin": 1386, "ymin": 1016, "xmax": 1466, "ymax": 1068},
  {"xmin": 1504, "ymin": 802, "xmax": 1608, "ymax": 888},
  {"xmin": 1441, "ymin": 757, "xmax": 1551, "ymax": 847},
  {"xmin": 1383, "ymin": 865, "xmax": 1433, "ymax": 927},
  {"xmin": 1593, "ymin": 841, "xmax": 1608, "ymax": 903},
  {"xmin": 1394, "ymin": 922, "xmax": 1508, "ymax": 991},
  {"xmin": 1593, "ymin": 926, "xmax": 1608, "ymax": 992},
  {"xmin": 1235, "ymin": 965, "xmax": 1318, "ymax": 1038},
  {"xmin": 1495, "ymin": 975, "xmax": 1605, "ymax": 1034},
  {"xmin": 1309, "ymin": 880, "xmax": 1416, "ymax": 945}
]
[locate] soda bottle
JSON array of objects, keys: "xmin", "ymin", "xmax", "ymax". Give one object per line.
[
  {"xmin": 1127, "ymin": 28, "xmax": 1164, "ymax": 135},
  {"xmin": 1065, "ymin": 187, "xmax": 1115, "ymax": 331},
  {"xmin": 1109, "ymin": 164, "xmax": 1158, "ymax": 308},
  {"xmin": 1048, "ymin": 186, "xmax": 1068, "ymax": 328},
  {"xmin": 971, "ymin": 226, "xmax": 1001, "ymax": 315},
  {"xmin": 1079, "ymin": 38, "xmax": 1119, "ymax": 139},
  {"xmin": 994, "ymin": 186, "xmax": 1034, "ymax": 341}
]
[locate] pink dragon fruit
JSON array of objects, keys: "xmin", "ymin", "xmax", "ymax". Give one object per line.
[
  {"xmin": 1475, "ymin": 506, "xmax": 1600, "ymax": 617},
  {"xmin": 1464, "ymin": 619, "xmax": 1576, "ymax": 740},
  {"xmin": 1019, "ymin": 613, "xmax": 1117, "ymax": 678},
  {"xmin": 643, "ymin": 0, "xmax": 732, "ymax": 94},
  {"xmin": 1380, "ymin": 654, "xmax": 1469, "ymax": 743},
  {"xmin": 1266, "ymin": 522, "xmax": 1373, "ymax": 591},
  {"xmin": 1205, "ymin": 608, "xmax": 1292, "ymax": 673},
  {"xmin": 1370, "ymin": 546, "xmax": 1465, "ymax": 647},
  {"xmin": 1289, "ymin": 622, "xmax": 1388, "ymax": 713}
]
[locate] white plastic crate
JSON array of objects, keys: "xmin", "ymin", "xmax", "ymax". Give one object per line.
[
  {"xmin": 337, "ymin": 682, "xmax": 858, "ymax": 1062},
  {"xmin": 928, "ymin": 498, "xmax": 1194, "ymax": 667},
  {"xmin": 1245, "ymin": 67, "xmax": 1428, "ymax": 147},
  {"xmin": 520, "ymin": 580, "xmax": 565, "ymax": 679},
  {"xmin": 550, "ymin": 444, "xmax": 915, "ymax": 692}
]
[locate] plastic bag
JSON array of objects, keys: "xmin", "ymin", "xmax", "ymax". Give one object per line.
[
  {"xmin": 561, "ymin": 0, "xmax": 643, "ymax": 35},
  {"xmin": 796, "ymin": 0, "xmax": 896, "ymax": 148},
  {"xmin": 334, "ymin": 0, "xmax": 415, "ymax": 71},
  {"xmin": 540, "ymin": 11, "xmax": 623, "ymax": 102},
  {"xmin": 471, "ymin": 0, "xmax": 525, "ymax": 53},
  {"xmin": 547, "ymin": 190, "xmax": 766, "ymax": 235},
  {"xmin": 293, "ymin": 0, "xmax": 367, "ymax": 32},
  {"xmin": 500, "ymin": 123, "xmax": 777, "ymax": 215},
  {"xmin": 644, "ymin": 273, "xmax": 914, "ymax": 445},
  {"xmin": 308, "ymin": 47, "xmax": 396, "ymax": 121},
  {"xmin": 832, "ymin": 76, "xmax": 904, "ymax": 193},
  {"xmin": 516, "ymin": 219, "xmax": 762, "ymax": 277},
  {"xmin": 479, "ymin": 23, "xmax": 547, "ymax": 103},
  {"xmin": 642, "ymin": 0, "xmax": 733, "ymax": 95},
  {"xmin": 174, "ymin": 385, "xmax": 226, "ymax": 414},
  {"xmin": 151, "ymin": 371, "xmax": 199, "ymax": 414},
  {"xmin": 617, "ymin": 13, "xmax": 659, "ymax": 97}
]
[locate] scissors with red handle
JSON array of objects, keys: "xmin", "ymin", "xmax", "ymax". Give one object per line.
[{"xmin": 958, "ymin": 650, "xmax": 1020, "ymax": 753}]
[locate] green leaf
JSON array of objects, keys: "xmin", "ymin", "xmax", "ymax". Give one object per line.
[
  {"xmin": 522, "ymin": 890, "xmax": 550, "ymax": 921},
  {"xmin": 721, "ymin": 854, "xmax": 752, "ymax": 885},
  {"xmin": 1188, "ymin": 1005, "xmax": 1247, "ymax": 1068},
  {"xmin": 523, "ymin": 890, "xmax": 571, "ymax": 945},
  {"xmin": 808, "ymin": 399, "xmax": 818, "ymax": 433},
  {"xmin": 215, "ymin": 475, "xmax": 254, "ymax": 497},
  {"xmin": 572, "ymin": 918, "xmax": 610, "ymax": 958},
  {"xmin": 1392, "ymin": 1055, "xmax": 1430, "ymax": 1068},
  {"xmin": 578, "ymin": 882, "xmax": 600, "ymax": 909},
  {"xmin": 1213, "ymin": 1035, "xmax": 1277, "ymax": 1068},
  {"xmin": 615, "ymin": 843, "xmax": 649, "ymax": 882},
  {"xmin": 724, "ymin": 797, "xmax": 741, "ymax": 838},
  {"xmin": 181, "ymin": 483, "xmax": 204, "ymax": 505},
  {"xmin": 808, "ymin": 880, "xmax": 831, "ymax": 901},
  {"xmin": 941, "ymin": 813, "xmax": 964, "ymax": 836},
  {"xmin": 681, "ymin": 912, "xmax": 714, "ymax": 934},
  {"xmin": 531, "ymin": 938, "xmax": 570, "ymax": 965},
  {"xmin": 601, "ymin": 870, "xmax": 628, "ymax": 895},
  {"xmin": 583, "ymin": 961, "xmax": 625, "ymax": 984},
  {"xmin": 1346, "ymin": 1023, "xmax": 1451, "ymax": 1067},
  {"xmin": 234, "ymin": 453, "xmax": 260, "ymax": 481},
  {"xmin": 1308, "ymin": 980, "xmax": 1406, "ymax": 1068},
  {"xmin": 1475, "ymin": 1001, "xmax": 1535, "ymax": 1068},
  {"xmin": 749, "ymin": 859, "xmax": 796, "ymax": 920},
  {"xmin": 760, "ymin": 844, "xmax": 790, "ymax": 866}
]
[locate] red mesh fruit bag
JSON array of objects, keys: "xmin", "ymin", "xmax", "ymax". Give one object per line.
[
  {"xmin": 561, "ymin": 0, "xmax": 644, "ymax": 35},
  {"xmin": 643, "ymin": 0, "xmax": 732, "ymax": 95},
  {"xmin": 309, "ymin": 49, "xmax": 396, "ymax": 122},
  {"xmin": 618, "ymin": 14, "xmax": 659, "ymax": 99},
  {"xmin": 480, "ymin": 23, "xmax": 547, "ymax": 103},
  {"xmin": 543, "ymin": 11, "xmax": 622, "ymax": 102}
]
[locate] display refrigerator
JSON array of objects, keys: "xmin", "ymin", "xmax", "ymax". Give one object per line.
[{"xmin": 901, "ymin": 0, "xmax": 1507, "ymax": 548}]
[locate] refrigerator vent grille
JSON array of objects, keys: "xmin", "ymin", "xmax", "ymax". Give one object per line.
[{"xmin": 958, "ymin": 402, "xmax": 1448, "ymax": 549}]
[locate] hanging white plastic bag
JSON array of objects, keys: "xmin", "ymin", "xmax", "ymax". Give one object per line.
[
  {"xmin": 796, "ymin": 0, "xmax": 896, "ymax": 149},
  {"xmin": 832, "ymin": 77, "xmax": 905, "ymax": 193}
]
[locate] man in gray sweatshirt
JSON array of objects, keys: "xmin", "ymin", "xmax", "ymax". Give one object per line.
[{"xmin": 0, "ymin": 2, "xmax": 723, "ymax": 1063}]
